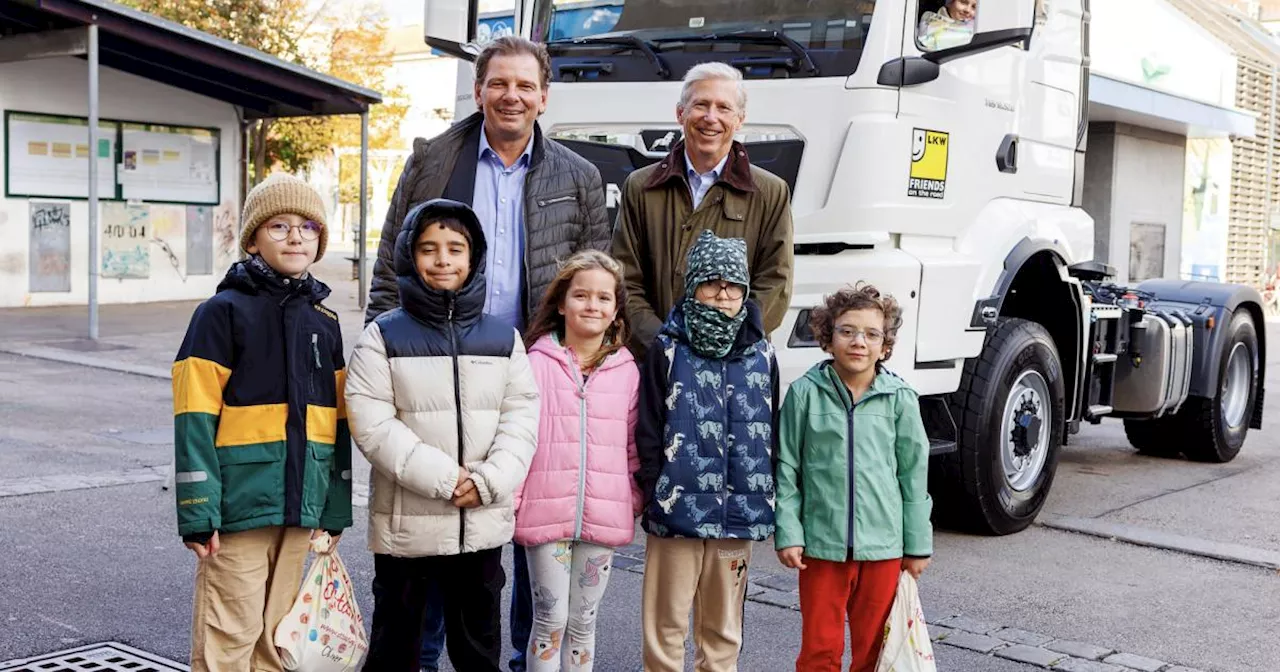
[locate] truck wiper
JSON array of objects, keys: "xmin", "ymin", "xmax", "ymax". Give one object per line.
[
  {"xmin": 545, "ymin": 35, "xmax": 671, "ymax": 79},
  {"xmin": 653, "ymin": 30, "xmax": 819, "ymax": 76}
]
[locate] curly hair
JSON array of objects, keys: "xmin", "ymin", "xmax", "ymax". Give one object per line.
[
  {"xmin": 809, "ymin": 282, "xmax": 904, "ymax": 360},
  {"xmin": 524, "ymin": 250, "xmax": 632, "ymax": 371}
]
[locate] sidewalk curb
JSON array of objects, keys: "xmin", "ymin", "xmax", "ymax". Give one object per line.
[
  {"xmin": 0, "ymin": 344, "xmax": 171, "ymax": 380},
  {"xmin": 1039, "ymin": 514, "xmax": 1280, "ymax": 571}
]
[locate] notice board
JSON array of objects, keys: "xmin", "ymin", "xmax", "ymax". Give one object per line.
[
  {"xmin": 118, "ymin": 123, "xmax": 219, "ymax": 204},
  {"xmin": 5, "ymin": 112, "xmax": 117, "ymax": 199}
]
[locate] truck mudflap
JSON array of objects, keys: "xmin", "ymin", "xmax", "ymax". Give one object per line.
[{"xmin": 1136, "ymin": 279, "xmax": 1266, "ymax": 428}]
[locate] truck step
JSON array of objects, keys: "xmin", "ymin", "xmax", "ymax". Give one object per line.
[
  {"xmin": 1086, "ymin": 404, "xmax": 1113, "ymax": 418},
  {"xmin": 1093, "ymin": 353, "xmax": 1118, "ymax": 364},
  {"xmin": 928, "ymin": 439, "xmax": 957, "ymax": 456}
]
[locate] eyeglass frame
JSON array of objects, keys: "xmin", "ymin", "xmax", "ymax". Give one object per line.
[
  {"xmin": 695, "ymin": 279, "xmax": 746, "ymax": 301},
  {"xmin": 832, "ymin": 325, "xmax": 886, "ymax": 345},
  {"xmin": 262, "ymin": 219, "xmax": 323, "ymax": 242}
]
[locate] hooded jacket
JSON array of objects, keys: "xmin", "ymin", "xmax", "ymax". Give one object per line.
[
  {"xmin": 345, "ymin": 199, "xmax": 540, "ymax": 557},
  {"xmin": 514, "ymin": 334, "xmax": 642, "ymax": 549},
  {"xmin": 172, "ymin": 258, "xmax": 353, "ymax": 539},
  {"xmin": 774, "ymin": 361, "xmax": 933, "ymax": 562},
  {"xmin": 635, "ymin": 300, "xmax": 780, "ymax": 541}
]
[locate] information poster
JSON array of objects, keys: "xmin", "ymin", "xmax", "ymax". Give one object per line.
[
  {"xmin": 119, "ymin": 123, "xmax": 218, "ymax": 204},
  {"xmin": 6, "ymin": 113, "xmax": 116, "ymax": 199},
  {"xmin": 102, "ymin": 202, "xmax": 151, "ymax": 279}
]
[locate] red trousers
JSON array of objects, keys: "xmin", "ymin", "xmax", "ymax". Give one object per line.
[{"xmin": 796, "ymin": 557, "xmax": 901, "ymax": 672}]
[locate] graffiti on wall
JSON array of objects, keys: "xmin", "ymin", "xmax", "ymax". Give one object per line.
[
  {"xmin": 213, "ymin": 201, "xmax": 238, "ymax": 266},
  {"xmin": 102, "ymin": 202, "xmax": 151, "ymax": 279},
  {"xmin": 150, "ymin": 205, "xmax": 187, "ymax": 281},
  {"xmin": 29, "ymin": 201, "xmax": 71, "ymax": 292}
]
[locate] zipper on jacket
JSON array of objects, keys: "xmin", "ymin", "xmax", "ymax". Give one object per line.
[
  {"xmin": 572, "ymin": 349, "xmax": 589, "ymax": 540},
  {"xmin": 721, "ymin": 359, "xmax": 729, "ymax": 530},
  {"xmin": 846, "ymin": 404, "xmax": 856, "ymax": 554},
  {"xmin": 309, "ymin": 333, "xmax": 320, "ymax": 397},
  {"xmin": 448, "ymin": 300, "xmax": 466, "ymax": 552},
  {"xmin": 536, "ymin": 194, "xmax": 578, "ymax": 207}
]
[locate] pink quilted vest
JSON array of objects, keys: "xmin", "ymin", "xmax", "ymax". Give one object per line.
[{"xmin": 514, "ymin": 334, "xmax": 641, "ymax": 548}]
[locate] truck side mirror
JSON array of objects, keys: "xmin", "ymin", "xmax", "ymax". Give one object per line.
[{"xmin": 425, "ymin": 0, "xmax": 480, "ymax": 61}]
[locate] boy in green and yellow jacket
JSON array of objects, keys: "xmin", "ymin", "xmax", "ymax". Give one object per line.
[
  {"xmin": 172, "ymin": 173, "xmax": 353, "ymax": 672},
  {"xmin": 774, "ymin": 284, "xmax": 933, "ymax": 672}
]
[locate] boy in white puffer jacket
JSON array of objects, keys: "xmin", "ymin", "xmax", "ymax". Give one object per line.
[{"xmin": 345, "ymin": 198, "xmax": 540, "ymax": 672}]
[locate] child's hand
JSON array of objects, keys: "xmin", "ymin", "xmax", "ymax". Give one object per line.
[
  {"xmin": 902, "ymin": 557, "xmax": 931, "ymax": 579},
  {"xmin": 453, "ymin": 471, "xmax": 481, "ymax": 508},
  {"xmin": 777, "ymin": 546, "xmax": 807, "ymax": 570},
  {"xmin": 184, "ymin": 531, "xmax": 220, "ymax": 559}
]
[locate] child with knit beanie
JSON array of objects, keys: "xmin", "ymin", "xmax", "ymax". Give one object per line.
[
  {"xmin": 634, "ymin": 230, "xmax": 780, "ymax": 672},
  {"xmin": 173, "ymin": 172, "xmax": 353, "ymax": 672}
]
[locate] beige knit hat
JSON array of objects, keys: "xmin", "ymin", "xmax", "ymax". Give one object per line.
[{"xmin": 240, "ymin": 172, "xmax": 330, "ymax": 261}]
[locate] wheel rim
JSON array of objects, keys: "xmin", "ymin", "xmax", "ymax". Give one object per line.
[
  {"xmin": 1221, "ymin": 342, "xmax": 1252, "ymax": 430},
  {"xmin": 1001, "ymin": 370, "xmax": 1051, "ymax": 492}
]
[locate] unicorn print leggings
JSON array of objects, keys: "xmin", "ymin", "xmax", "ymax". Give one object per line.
[{"xmin": 525, "ymin": 540, "xmax": 615, "ymax": 671}]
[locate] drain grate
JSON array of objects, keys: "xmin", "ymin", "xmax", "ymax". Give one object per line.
[{"xmin": 0, "ymin": 643, "xmax": 187, "ymax": 672}]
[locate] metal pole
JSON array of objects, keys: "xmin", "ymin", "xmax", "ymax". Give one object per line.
[
  {"xmin": 358, "ymin": 111, "xmax": 369, "ymax": 310},
  {"xmin": 87, "ymin": 24, "xmax": 100, "ymax": 341}
]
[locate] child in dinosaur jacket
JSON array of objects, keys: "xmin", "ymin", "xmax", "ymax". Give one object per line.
[
  {"xmin": 774, "ymin": 284, "xmax": 933, "ymax": 672},
  {"xmin": 634, "ymin": 230, "xmax": 780, "ymax": 672},
  {"xmin": 172, "ymin": 172, "xmax": 353, "ymax": 672}
]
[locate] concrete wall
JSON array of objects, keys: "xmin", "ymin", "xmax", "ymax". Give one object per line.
[
  {"xmin": 0, "ymin": 57, "xmax": 242, "ymax": 308},
  {"xmin": 1082, "ymin": 122, "xmax": 1187, "ymax": 284}
]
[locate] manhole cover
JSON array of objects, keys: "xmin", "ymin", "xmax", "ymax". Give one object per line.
[{"xmin": 0, "ymin": 642, "xmax": 187, "ymax": 672}]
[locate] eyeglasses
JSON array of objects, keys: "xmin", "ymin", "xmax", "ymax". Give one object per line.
[
  {"xmin": 696, "ymin": 280, "xmax": 745, "ymax": 300},
  {"xmin": 833, "ymin": 326, "xmax": 885, "ymax": 345},
  {"xmin": 264, "ymin": 220, "xmax": 323, "ymax": 242}
]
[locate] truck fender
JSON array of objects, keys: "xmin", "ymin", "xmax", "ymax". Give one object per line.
[
  {"xmin": 969, "ymin": 236, "xmax": 1076, "ymax": 328},
  {"xmin": 1136, "ymin": 279, "xmax": 1267, "ymax": 411}
]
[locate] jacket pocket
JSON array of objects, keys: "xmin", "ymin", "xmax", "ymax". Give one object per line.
[
  {"xmin": 301, "ymin": 441, "xmax": 335, "ymax": 523},
  {"xmin": 536, "ymin": 192, "xmax": 579, "ymax": 208},
  {"xmin": 217, "ymin": 443, "xmax": 285, "ymax": 526}
]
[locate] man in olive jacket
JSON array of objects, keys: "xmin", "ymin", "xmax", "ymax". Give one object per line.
[
  {"xmin": 612, "ymin": 62, "xmax": 794, "ymax": 359},
  {"xmin": 365, "ymin": 37, "xmax": 611, "ymax": 326}
]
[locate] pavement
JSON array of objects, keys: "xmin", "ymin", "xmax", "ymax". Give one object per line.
[{"xmin": 2, "ymin": 257, "xmax": 1279, "ymax": 671}]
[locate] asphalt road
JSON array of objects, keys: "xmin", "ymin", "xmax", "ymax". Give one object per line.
[{"xmin": 3, "ymin": 319, "xmax": 1279, "ymax": 671}]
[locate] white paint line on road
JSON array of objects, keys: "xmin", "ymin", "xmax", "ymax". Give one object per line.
[
  {"xmin": 0, "ymin": 468, "xmax": 166, "ymax": 499},
  {"xmin": 1039, "ymin": 514, "xmax": 1280, "ymax": 570},
  {"xmin": 0, "ymin": 345, "xmax": 171, "ymax": 380},
  {"xmin": 37, "ymin": 614, "xmax": 80, "ymax": 634}
]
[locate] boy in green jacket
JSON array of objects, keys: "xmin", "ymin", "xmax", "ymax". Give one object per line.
[
  {"xmin": 172, "ymin": 173, "xmax": 353, "ymax": 672},
  {"xmin": 774, "ymin": 284, "xmax": 933, "ymax": 672}
]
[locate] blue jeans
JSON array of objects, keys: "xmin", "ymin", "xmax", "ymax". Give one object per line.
[
  {"xmin": 416, "ymin": 543, "xmax": 531, "ymax": 672},
  {"xmin": 509, "ymin": 542, "xmax": 533, "ymax": 672}
]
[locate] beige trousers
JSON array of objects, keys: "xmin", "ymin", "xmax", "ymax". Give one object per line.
[
  {"xmin": 190, "ymin": 526, "xmax": 311, "ymax": 672},
  {"xmin": 641, "ymin": 535, "xmax": 753, "ymax": 672}
]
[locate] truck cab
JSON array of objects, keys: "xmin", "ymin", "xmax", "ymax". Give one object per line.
[{"xmin": 424, "ymin": 0, "xmax": 1265, "ymax": 535}]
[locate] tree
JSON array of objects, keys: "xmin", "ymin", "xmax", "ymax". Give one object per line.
[{"xmin": 120, "ymin": 0, "xmax": 405, "ymax": 187}]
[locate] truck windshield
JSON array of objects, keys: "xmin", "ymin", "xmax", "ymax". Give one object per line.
[{"xmin": 530, "ymin": 0, "xmax": 877, "ymax": 80}]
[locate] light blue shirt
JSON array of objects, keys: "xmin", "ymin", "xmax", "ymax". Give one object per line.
[
  {"xmin": 685, "ymin": 152, "xmax": 729, "ymax": 210},
  {"xmin": 473, "ymin": 131, "xmax": 533, "ymax": 330}
]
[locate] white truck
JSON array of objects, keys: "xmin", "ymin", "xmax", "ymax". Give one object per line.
[{"xmin": 423, "ymin": 0, "xmax": 1267, "ymax": 535}]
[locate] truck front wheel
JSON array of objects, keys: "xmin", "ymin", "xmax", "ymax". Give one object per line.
[
  {"xmin": 934, "ymin": 318, "xmax": 1066, "ymax": 535},
  {"xmin": 1178, "ymin": 309, "xmax": 1259, "ymax": 463}
]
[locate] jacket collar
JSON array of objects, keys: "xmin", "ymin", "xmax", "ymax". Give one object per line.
[
  {"xmin": 807, "ymin": 359, "xmax": 908, "ymax": 409},
  {"xmin": 454, "ymin": 112, "xmax": 546, "ymax": 168},
  {"xmin": 660, "ymin": 298, "xmax": 766, "ymax": 357},
  {"xmin": 393, "ymin": 199, "xmax": 489, "ymax": 328},
  {"xmin": 217, "ymin": 256, "xmax": 330, "ymax": 303},
  {"xmin": 644, "ymin": 140, "xmax": 756, "ymax": 194},
  {"xmin": 529, "ymin": 333, "xmax": 636, "ymax": 374}
]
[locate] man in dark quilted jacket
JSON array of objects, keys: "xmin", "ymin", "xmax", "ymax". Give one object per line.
[{"xmin": 366, "ymin": 36, "xmax": 610, "ymax": 672}]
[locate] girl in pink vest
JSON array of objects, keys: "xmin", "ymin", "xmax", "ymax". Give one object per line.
[{"xmin": 515, "ymin": 249, "xmax": 642, "ymax": 671}]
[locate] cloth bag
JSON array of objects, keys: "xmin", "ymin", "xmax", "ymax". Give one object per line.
[
  {"xmin": 875, "ymin": 571, "xmax": 937, "ymax": 672},
  {"xmin": 274, "ymin": 533, "xmax": 368, "ymax": 672}
]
